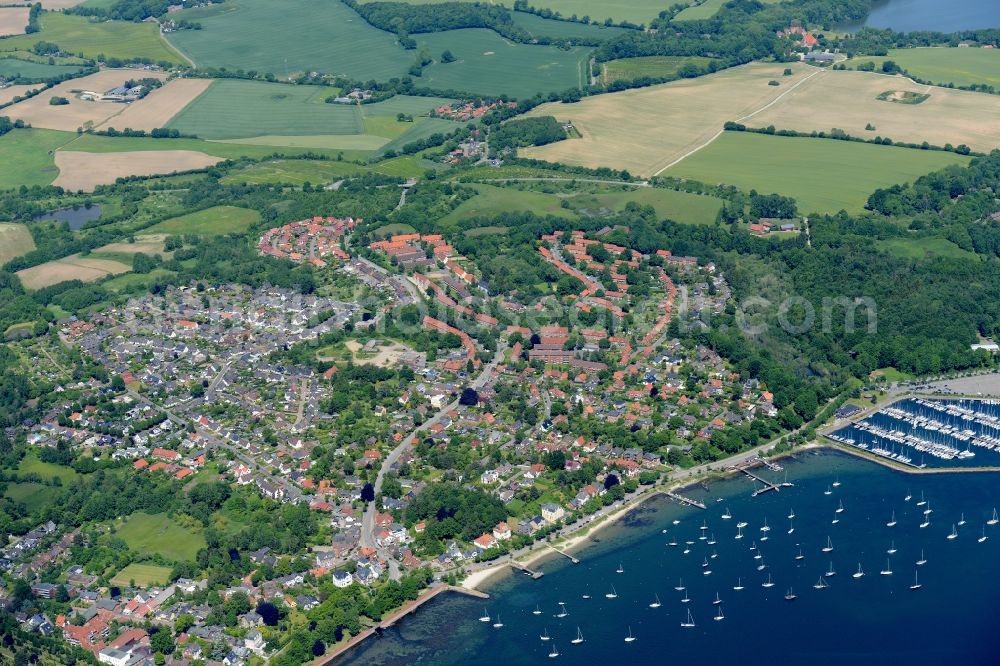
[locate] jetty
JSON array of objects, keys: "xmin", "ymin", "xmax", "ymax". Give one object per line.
[
  {"xmin": 510, "ymin": 561, "xmax": 545, "ymax": 578},
  {"xmin": 732, "ymin": 459, "xmax": 782, "ymax": 496},
  {"xmin": 549, "ymin": 546, "xmax": 580, "ymax": 564},
  {"xmin": 665, "ymin": 490, "xmax": 707, "ymax": 509}
]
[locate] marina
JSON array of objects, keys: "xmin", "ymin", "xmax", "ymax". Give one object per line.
[
  {"xmin": 828, "ymin": 397, "xmax": 1000, "ymax": 469},
  {"xmin": 333, "ymin": 449, "xmax": 1000, "ymax": 664}
]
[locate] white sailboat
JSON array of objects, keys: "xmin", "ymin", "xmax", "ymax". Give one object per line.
[
  {"xmin": 616, "ymin": 563, "xmax": 624, "ymax": 574},
  {"xmin": 924, "ymin": 502, "xmax": 933, "ymax": 516},
  {"xmin": 582, "ymin": 588, "xmax": 591, "ymax": 600},
  {"xmin": 853, "ymin": 563, "xmax": 865, "ymax": 579},
  {"xmin": 649, "ymin": 594, "xmax": 661, "ymax": 609},
  {"xmin": 920, "ymin": 514, "xmax": 931, "ymax": 529},
  {"xmin": 737, "ymin": 521, "xmax": 748, "ymax": 529},
  {"xmin": 761, "ymin": 517, "xmax": 771, "ymax": 532},
  {"xmin": 675, "ymin": 578, "xmax": 685, "ymax": 591},
  {"xmin": 708, "ymin": 534, "xmax": 717, "ymax": 546},
  {"xmin": 832, "ymin": 512, "xmax": 840, "ymax": 525},
  {"xmin": 947, "ymin": 524, "xmax": 958, "ymax": 540},
  {"xmin": 887, "ymin": 540, "xmax": 897, "ymax": 555},
  {"xmin": 756, "ymin": 557, "xmax": 767, "ymax": 571},
  {"xmin": 788, "ymin": 508, "xmax": 796, "ymax": 520},
  {"xmin": 887, "ymin": 511, "xmax": 897, "ymax": 528},
  {"xmin": 571, "ymin": 628, "xmax": 584, "ymax": 645},
  {"xmin": 605, "ymin": 585, "xmax": 618, "ymax": 599},
  {"xmin": 822, "ymin": 536, "xmax": 833, "ymax": 553},
  {"xmin": 880, "ymin": 558, "xmax": 893, "ymax": 576},
  {"xmin": 784, "ymin": 587, "xmax": 797, "ymax": 601},
  {"xmin": 762, "ymin": 574, "xmax": 775, "ymax": 588},
  {"xmin": 556, "ymin": 602, "xmax": 568, "ymax": 618},
  {"xmin": 681, "ymin": 609, "xmax": 696, "ymax": 628},
  {"xmin": 624, "ymin": 626, "xmax": 636, "ymax": 643},
  {"xmin": 989, "ymin": 508, "xmax": 999, "ymax": 526},
  {"xmin": 826, "ymin": 561, "xmax": 837, "ymax": 577},
  {"xmin": 916, "ymin": 550, "xmax": 927, "ymax": 566},
  {"xmin": 917, "ymin": 491, "xmax": 926, "ymax": 507},
  {"xmin": 533, "ymin": 604, "xmax": 542, "ymax": 616},
  {"xmin": 479, "ymin": 608, "xmax": 491, "ymax": 622},
  {"xmin": 905, "ymin": 489, "xmax": 912, "ymax": 502},
  {"xmin": 795, "ymin": 547, "xmax": 805, "ymax": 561},
  {"xmin": 548, "ymin": 644, "xmax": 559, "ymax": 658},
  {"xmin": 958, "ymin": 512, "xmax": 966, "ymax": 527},
  {"xmin": 824, "ymin": 485, "xmax": 832, "ymax": 496},
  {"xmin": 713, "ymin": 592, "xmax": 722, "ymax": 605},
  {"xmin": 681, "ymin": 589, "xmax": 691, "ymax": 603},
  {"xmin": 493, "ymin": 613, "xmax": 504, "ymax": 629},
  {"xmin": 836, "ymin": 500, "xmax": 844, "ymax": 514},
  {"xmin": 701, "ymin": 520, "xmax": 709, "ymax": 531},
  {"xmin": 722, "ymin": 508, "xmax": 732, "ymax": 520},
  {"xmin": 540, "ymin": 628, "xmax": 551, "ymax": 641},
  {"xmin": 702, "ymin": 557, "xmax": 710, "ymax": 568},
  {"xmin": 735, "ymin": 525, "xmax": 744, "ymax": 540},
  {"xmin": 714, "ymin": 604, "xmax": 725, "ymax": 621},
  {"xmin": 788, "ymin": 518, "xmax": 795, "ymax": 535},
  {"xmin": 814, "ymin": 576, "xmax": 828, "ymax": 590},
  {"xmin": 833, "ymin": 475, "xmax": 841, "ymax": 488},
  {"xmin": 733, "ymin": 577, "xmax": 744, "ymax": 591},
  {"xmin": 979, "ymin": 525, "xmax": 989, "ymax": 543},
  {"xmin": 909, "ymin": 570, "xmax": 922, "ymax": 591}
]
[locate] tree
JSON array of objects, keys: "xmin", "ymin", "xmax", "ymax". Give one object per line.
[
  {"xmin": 312, "ymin": 639, "xmax": 326, "ymax": 656},
  {"xmin": 459, "ymin": 387, "xmax": 479, "ymax": 406},
  {"xmin": 361, "ymin": 482, "xmax": 375, "ymax": 502},
  {"xmin": 545, "ymin": 449, "xmax": 566, "ymax": 471},
  {"xmin": 111, "ymin": 375, "xmax": 126, "ymax": 391},
  {"xmin": 150, "ymin": 628, "xmax": 175, "ymax": 655},
  {"xmin": 604, "ymin": 473, "xmax": 620, "ymax": 490},
  {"xmin": 256, "ymin": 601, "xmax": 280, "ymax": 626},
  {"xmin": 441, "ymin": 49, "xmax": 456, "ymax": 63}
]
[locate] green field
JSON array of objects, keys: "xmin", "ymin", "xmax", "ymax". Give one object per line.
[
  {"xmin": 0, "ymin": 222, "xmax": 36, "ymax": 265},
  {"xmin": 220, "ymin": 159, "xmax": 371, "ymax": 185},
  {"xmin": 111, "ymin": 562, "xmax": 173, "ymax": 587},
  {"xmin": 167, "ymin": 80, "xmax": 362, "ymax": 140},
  {"xmin": 167, "ymin": 0, "xmax": 412, "ymax": 80},
  {"xmin": 361, "ymin": 95, "xmax": 455, "ymax": 117},
  {"xmin": 114, "ymin": 511, "xmax": 206, "ymax": 561},
  {"xmin": 414, "ymin": 29, "xmax": 589, "ymax": 98},
  {"xmin": 376, "ymin": 117, "xmax": 463, "ymax": 154},
  {"xmin": 0, "ymin": 128, "xmax": 74, "ymax": 189},
  {"xmin": 19, "ymin": 453, "xmax": 79, "ymax": 483},
  {"xmin": 0, "ymin": 13, "xmax": 185, "ymax": 64},
  {"xmin": 507, "ymin": 0, "xmax": 671, "ymax": 25},
  {"xmin": 0, "ymin": 57, "xmax": 87, "ymax": 82},
  {"xmin": 569, "ymin": 187, "xmax": 723, "ymax": 225},
  {"xmin": 147, "ymin": 205, "xmax": 260, "ymax": 235},
  {"xmin": 602, "ymin": 56, "xmax": 717, "ymax": 84},
  {"xmin": 673, "ymin": 0, "xmax": 782, "ymax": 21},
  {"xmin": 665, "ymin": 132, "xmax": 970, "ymax": 214},
  {"xmin": 441, "ymin": 183, "xmax": 577, "ymax": 226},
  {"xmin": 851, "ymin": 47, "xmax": 1000, "ymax": 89},
  {"xmin": 5, "ymin": 483, "xmax": 57, "ymax": 513},
  {"xmin": 876, "ymin": 236, "xmax": 978, "ymax": 261},
  {"xmin": 510, "ymin": 11, "xmax": 629, "ymax": 40}
]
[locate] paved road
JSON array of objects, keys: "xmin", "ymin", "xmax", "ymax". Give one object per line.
[{"xmin": 361, "ymin": 342, "xmax": 508, "ymax": 550}]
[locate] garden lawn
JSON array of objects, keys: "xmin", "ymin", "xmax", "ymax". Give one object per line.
[
  {"xmin": 0, "ymin": 13, "xmax": 185, "ymax": 64},
  {"xmin": 114, "ymin": 511, "xmax": 206, "ymax": 561},
  {"xmin": 146, "ymin": 205, "xmax": 260, "ymax": 235},
  {"xmin": 167, "ymin": 0, "xmax": 412, "ymax": 80},
  {"xmin": 111, "ymin": 562, "xmax": 173, "ymax": 587},
  {"xmin": 665, "ymin": 132, "xmax": 970, "ymax": 214},
  {"xmin": 851, "ymin": 47, "xmax": 1000, "ymax": 89},
  {"xmin": 18, "ymin": 453, "xmax": 79, "ymax": 483},
  {"xmin": 414, "ymin": 29, "xmax": 589, "ymax": 98}
]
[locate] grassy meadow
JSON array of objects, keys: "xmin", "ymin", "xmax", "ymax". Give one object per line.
[
  {"xmin": 510, "ymin": 11, "xmax": 629, "ymax": 40},
  {"xmin": 602, "ymin": 56, "xmax": 717, "ymax": 84},
  {"xmin": 114, "ymin": 511, "xmax": 206, "ymax": 561},
  {"xmin": 5, "ymin": 483, "xmax": 56, "ymax": 513},
  {"xmin": 0, "ymin": 128, "xmax": 74, "ymax": 189},
  {"xmin": 665, "ymin": 132, "xmax": 970, "ymax": 214},
  {"xmin": 0, "ymin": 13, "xmax": 185, "ymax": 64},
  {"xmin": 0, "ymin": 57, "xmax": 87, "ymax": 81},
  {"xmin": 111, "ymin": 562, "xmax": 173, "ymax": 587},
  {"xmin": 0, "ymin": 223, "xmax": 36, "ymax": 265},
  {"xmin": 147, "ymin": 205, "xmax": 260, "ymax": 235},
  {"xmin": 876, "ymin": 236, "xmax": 979, "ymax": 261},
  {"xmin": 414, "ymin": 29, "xmax": 589, "ymax": 98},
  {"xmin": 851, "ymin": 47, "xmax": 1000, "ymax": 89},
  {"xmin": 673, "ymin": 0, "xmax": 783, "ymax": 20},
  {"xmin": 167, "ymin": 0, "xmax": 411, "ymax": 80},
  {"xmin": 18, "ymin": 453, "xmax": 79, "ymax": 483}
]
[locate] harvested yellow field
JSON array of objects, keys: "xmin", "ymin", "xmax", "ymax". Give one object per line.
[
  {"xmin": 0, "ymin": 84, "xmax": 39, "ymax": 106},
  {"xmin": 17, "ymin": 254, "xmax": 131, "ymax": 289},
  {"xmin": 53, "ymin": 150, "xmax": 221, "ymax": 191},
  {"xmin": 4, "ymin": 69, "xmax": 167, "ymax": 132},
  {"xmin": 748, "ymin": 70, "xmax": 1000, "ymax": 154},
  {"xmin": 103, "ymin": 78, "xmax": 212, "ymax": 132},
  {"xmin": 0, "ymin": 8, "xmax": 30, "ymax": 37},
  {"xmin": 522, "ymin": 62, "xmax": 817, "ymax": 176}
]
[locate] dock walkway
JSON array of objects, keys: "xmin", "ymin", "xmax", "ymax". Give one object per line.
[{"xmin": 664, "ymin": 490, "xmax": 707, "ymax": 509}]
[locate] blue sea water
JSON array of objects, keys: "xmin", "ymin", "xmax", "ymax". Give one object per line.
[
  {"xmin": 841, "ymin": 0, "xmax": 1000, "ymax": 32},
  {"xmin": 335, "ymin": 450, "xmax": 1000, "ymax": 665}
]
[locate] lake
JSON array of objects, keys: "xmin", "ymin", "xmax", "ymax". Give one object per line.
[
  {"xmin": 335, "ymin": 449, "xmax": 1000, "ymax": 665},
  {"xmin": 840, "ymin": 0, "xmax": 1000, "ymax": 33},
  {"xmin": 33, "ymin": 204, "xmax": 103, "ymax": 231}
]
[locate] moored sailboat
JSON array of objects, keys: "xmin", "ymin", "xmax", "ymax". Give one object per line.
[{"xmin": 571, "ymin": 628, "xmax": 584, "ymax": 645}]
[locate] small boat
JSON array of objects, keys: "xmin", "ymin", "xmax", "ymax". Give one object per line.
[
  {"xmin": 737, "ymin": 521, "xmax": 748, "ymax": 529},
  {"xmin": 753, "ymin": 550, "xmax": 762, "ymax": 561},
  {"xmin": 788, "ymin": 508, "xmax": 796, "ymax": 520},
  {"xmin": 880, "ymin": 558, "xmax": 893, "ymax": 576},
  {"xmin": 784, "ymin": 587, "xmax": 797, "ymax": 601},
  {"xmin": 708, "ymin": 534, "xmax": 717, "ymax": 546},
  {"xmin": 479, "ymin": 608, "xmax": 491, "ymax": 622},
  {"xmin": 624, "ymin": 626, "xmax": 637, "ymax": 643},
  {"xmin": 916, "ymin": 550, "xmax": 927, "ymax": 566},
  {"xmin": 887, "ymin": 511, "xmax": 897, "ymax": 528},
  {"xmin": 917, "ymin": 491, "xmax": 926, "ymax": 507},
  {"xmin": 683, "ymin": 547, "xmax": 691, "ymax": 554},
  {"xmin": 958, "ymin": 513, "xmax": 967, "ymax": 527},
  {"xmin": 795, "ymin": 547, "xmax": 805, "ymax": 561},
  {"xmin": 703, "ymin": 569, "xmax": 712, "ymax": 576},
  {"xmin": 681, "ymin": 590, "xmax": 691, "ymax": 603},
  {"xmin": 649, "ymin": 594, "xmax": 661, "ymax": 609},
  {"xmin": 835, "ymin": 500, "xmax": 844, "ymax": 514},
  {"xmin": 762, "ymin": 574, "xmax": 775, "ymax": 588},
  {"xmin": 833, "ymin": 475, "xmax": 841, "ymax": 488},
  {"xmin": 735, "ymin": 526, "xmax": 744, "ymax": 540},
  {"xmin": 853, "ymin": 563, "xmax": 865, "ymax": 579},
  {"xmin": 734, "ymin": 578, "xmax": 744, "ymax": 591},
  {"xmin": 813, "ymin": 576, "xmax": 828, "ymax": 590},
  {"xmin": 540, "ymin": 628, "xmax": 551, "ymax": 641},
  {"xmin": 947, "ymin": 524, "xmax": 958, "ymax": 541},
  {"xmin": 571, "ymin": 628, "xmax": 584, "ymax": 645},
  {"xmin": 606, "ymin": 586, "xmax": 618, "ymax": 599},
  {"xmin": 979, "ymin": 525, "xmax": 989, "ymax": 543},
  {"xmin": 910, "ymin": 570, "xmax": 922, "ymax": 591},
  {"xmin": 675, "ymin": 578, "xmax": 685, "ymax": 591},
  {"xmin": 832, "ymin": 514, "xmax": 840, "ymax": 525},
  {"xmin": 788, "ymin": 519, "xmax": 795, "ymax": 535},
  {"xmin": 887, "ymin": 541, "xmax": 897, "ymax": 555},
  {"xmin": 826, "ymin": 562, "xmax": 837, "ymax": 577},
  {"xmin": 824, "ymin": 485, "xmax": 833, "ymax": 496},
  {"xmin": 714, "ymin": 605, "xmax": 725, "ymax": 621},
  {"xmin": 616, "ymin": 563, "xmax": 624, "ymax": 573},
  {"xmin": 722, "ymin": 508, "xmax": 732, "ymax": 520},
  {"xmin": 905, "ymin": 489, "xmax": 912, "ymax": 502},
  {"xmin": 760, "ymin": 534, "xmax": 769, "ymax": 542},
  {"xmin": 822, "ymin": 537, "xmax": 833, "ymax": 553},
  {"xmin": 750, "ymin": 541, "xmax": 757, "ymax": 551},
  {"xmin": 548, "ymin": 644, "xmax": 559, "ymax": 658},
  {"xmin": 761, "ymin": 518, "xmax": 770, "ymax": 532},
  {"xmin": 673, "ymin": 519, "xmax": 681, "ymax": 526},
  {"xmin": 924, "ymin": 502, "xmax": 933, "ymax": 516},
  {"xmin": 701, "ymin": 520, "xmax": 709, "ymax": 531},
  {"xmin": 756, "ymin": 558, "xmax": 767, "ymax": 571},
  {"xmin": 989, "ymin": 508, "xmax": 999, "ymax": 526},
  {"xmin": 493, "ymin": 613, "xmax": 504, "ymax": 629},
  {"xmin": 667, "ymin": 539, "xmax": 678, "ymax": 547},
  {"xmin": 702, "ymin": 557, "xmax": 710, "ymax": 568},
  {"xmin": 919, "ymin": 517, "xmax": 930, "ymax": 529},
  {"xmin": 681, "ymin": 609, "xmax": 696, "ymax": 628},
  {"xmin": 713, "ymin": 592, "xmax": 722, "ymax": 605},
  {"xmin": 556, "ymin": 602, "xmax": 568, "ymax": 618},
  {"xmin": 582, "ymin": 589, "xmax": 591, "ymax": 600},
  {"xmin": 710, "ymin": 550, "xmax": 718, "ymax": 560}
]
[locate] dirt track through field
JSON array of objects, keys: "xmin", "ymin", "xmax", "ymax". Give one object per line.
[{"xmin": 53, "ymin": 150, "xmax": 221, "ymax": 191}]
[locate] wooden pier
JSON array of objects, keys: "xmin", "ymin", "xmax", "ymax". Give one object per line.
[
  {"xmin": 741, "ymin": 468, "xmax": 781, "ymax": 496},
  {"xmin": 665, "ymin": 491, "xmax": 707, "ymax": 509},
  {"xmin": 510, "ymin": 561, "xmax": 544, "ymax": 578},
  {"xmin": 549, "ymin": 546, "xmax": 580, "ymax": 564}
]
